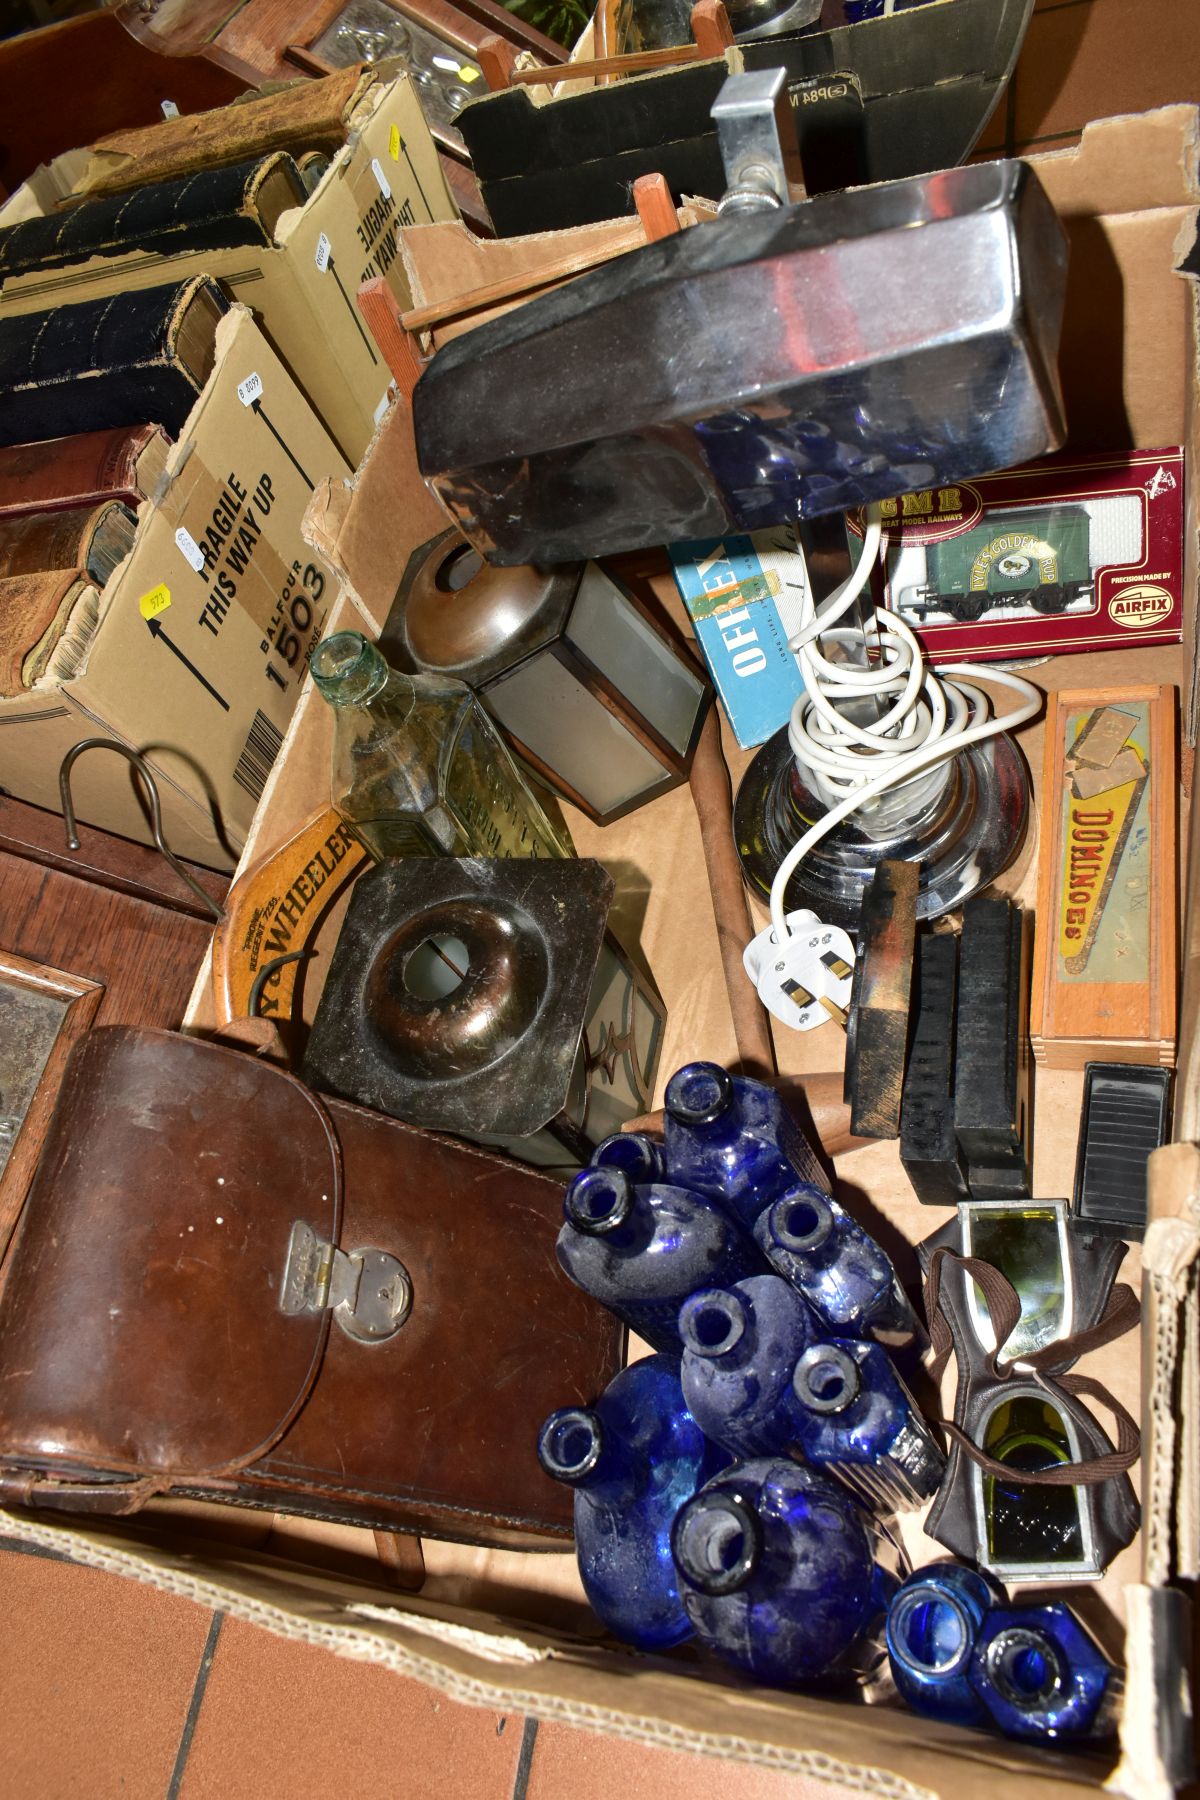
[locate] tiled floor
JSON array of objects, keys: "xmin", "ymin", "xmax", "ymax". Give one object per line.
[
  {"xmin": 0, "ymin": 1540, "xmax": 856, "ymax": 1800},
  {"xmin": 6, "ymin": 9, "xmax": 1199, "ymax": 1800}
]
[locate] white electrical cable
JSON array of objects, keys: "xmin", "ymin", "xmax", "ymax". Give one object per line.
[{"xmin": 767, "ymin": 505, "xmax": 1042, "ymax": 945}]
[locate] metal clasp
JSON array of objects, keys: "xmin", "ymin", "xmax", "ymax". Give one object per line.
[{"xmin": 280, "ymin": 1220, "xmax": 413, "ymax": 1345}]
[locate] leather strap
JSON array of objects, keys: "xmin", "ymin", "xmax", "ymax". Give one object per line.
[{"xmin": 924, "ymin": 1247, "xmax": 1141, "ymax": 1487}]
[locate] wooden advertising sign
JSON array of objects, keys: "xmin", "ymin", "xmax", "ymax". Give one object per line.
[{"xmin": 1030, "ymin": 684, "xmax": 1176, "ymax": 1069}]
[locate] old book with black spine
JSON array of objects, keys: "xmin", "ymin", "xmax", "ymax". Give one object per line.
[
  {"xmin": 0, "ymin": 155, "xmax": 307, "ymax": 282},
  {"xmin": 0, "ymin": 501, "xmax": 136, "ymax": 587},
  {"xmin": 0, "ymin": 424, "xmax": 168, "ymax": 522},
  {"xmin": 0, "ymin": 276, "xmax": 227, "ymax": 449}
]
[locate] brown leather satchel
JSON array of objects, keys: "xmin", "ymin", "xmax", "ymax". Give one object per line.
[{"xmin": 0, "ymin": 1026, "xmax": 622, "ymax": 1547}]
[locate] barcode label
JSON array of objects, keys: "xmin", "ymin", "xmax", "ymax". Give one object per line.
[
  {"xmin": 233, "ymin": 709, "xmax": 283, "ymax": 803},
  {"xmin": 371, "ymin": 157, "xmax": 391, "ymax": 200}
]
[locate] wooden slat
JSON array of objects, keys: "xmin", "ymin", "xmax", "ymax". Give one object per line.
[
  {"xmin": 357, "ymin": 276, "xmax": 426, "ymax": 402},
  {"xmin": 399, "ymin": 229, "xmax": 644, "ymax": 332},
  {"xmin": 633, "ymin": 171, "xmax": 682, "ymax": 242}
]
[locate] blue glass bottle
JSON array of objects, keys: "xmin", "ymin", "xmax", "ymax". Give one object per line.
[
  {"xmin": 788, "ymin": 1338, "xmax": 945, "ymax": 1512},
  {"xmin": 755, "ymin": 1185, "xmax": 918, "ymax": 1344},
  {"xmin": 670, "ymin": 1457, "xmax": 879, "ymax": 1686},
  {"xmin": 678, "ymin": 1275, "xmax": 819, "ymax": 1459},
  {"xmin": 590, "ymin": 1132, "xmax": 665, "ymax": 1185},
  {"xmin": 886, "ymin": 1561, "xmax": 1004, "ymax": 1728},
  {"xmin": 556, "ymin": 1167, "xmax": 765, "ymax": 1354},
  {"xmin": 537, "ymin": 1355, "xmax": 723, "ymax": 1650},
  {"xmin": 662, "ymin": 1062, "xmax": 829, "ymax": 1232},
  {"xmin": 971, "ymin": 1604, "xmax": 1121, "ymax": 1742}
]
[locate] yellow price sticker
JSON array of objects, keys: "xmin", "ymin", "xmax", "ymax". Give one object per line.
[
  {"xmin": 459, "ymin": 65, "xmax": 481, "ymax": 82},
  {"xmin": 138, "ymin": 583, "xmax": 172, "ymax": 621},
  {"xmin": 388, "ymin": 123, "xmax": 401, "ymax": 161}
]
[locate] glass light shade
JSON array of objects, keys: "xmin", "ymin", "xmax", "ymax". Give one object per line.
[{"xmin": 387, "ymin": 532, "xmax": 711, "ymax": 824}]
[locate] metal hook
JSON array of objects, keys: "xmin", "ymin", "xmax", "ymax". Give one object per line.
[{"xmin": 58, "ymin": 738, "xmax": 226, "ymax": 923}]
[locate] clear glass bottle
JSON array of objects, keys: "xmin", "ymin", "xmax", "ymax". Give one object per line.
[{"xmin": 310, "ymin": 631, "xmax": 573, "ymax": 862}]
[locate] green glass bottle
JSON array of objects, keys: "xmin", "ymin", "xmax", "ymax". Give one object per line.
[{"xmin": 310, "ymin": 631, "xmax": 574, "ymax": 861}]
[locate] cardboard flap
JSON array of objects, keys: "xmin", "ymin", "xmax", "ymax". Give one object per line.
[{"xmin": 0, "ymin": 1028, "xmax": 340, "ymax": 1481}]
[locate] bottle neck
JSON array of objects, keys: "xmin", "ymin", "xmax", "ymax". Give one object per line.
[
  {"xmin": 564, "ymin": 1167, "xmax": 635, "ymax": 1237},
  {"xmin": 672, "ymin": 1491, "xmax": 761, "ymax": 1596},
  {"xmin": 312, "ymin": 631, "xmax": 406, "ymax": 713},
  {"xmin": 765, "ymin": 1188, "xmax": 837, "ymax": 1266},
  {"xmin": 537, "ymin": 1409, "xmax": 642, "ymax": 1504},
  {"xmin": 983, "ymin": 1625, "xmax": 1068, "ymax": 1713},
  {"xmin": 792, "ymin": 1343, "xmax": 861, "ymax": 1415},
  {"xmin": 887, "ymin": 1565, "xmax": 997, "ymax": 1682},
  {"xmin": 664, "ymin": 1062, "xmax": 736, "ymax": 1139},
  {"xmin": 679, "ymin": 1288, "xmax": 750, "ymax": 1367},
  {"xmin": 591, "ymin": 1132, "xmax": 663, "ymax": 1186}
]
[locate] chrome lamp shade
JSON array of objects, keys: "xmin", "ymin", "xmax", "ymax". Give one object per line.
[{"xmin": 412, "ymin": 159, "xmax": 1068, "ymax": 566}]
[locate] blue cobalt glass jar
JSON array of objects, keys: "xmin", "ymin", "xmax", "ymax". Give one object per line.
[
  {"xmin": 886, "ymin": 1561, "xmax": 1004, "ymax": 1729},
  {"xmin": 788, "ymin": 1338, "xmax": 945, "ymax": 1513},
  {"xmin": 678, "ymin": 1275, "xmax": 819, "ymax": 1459},
  {"xmin": 662, "ymin": 1062, "xmax": 829, "ymax": 1232},
  {"xmin": 537, "ymin": 1355, "xmax": 724, "ymax": 1651},
  {"xmin": 590, "ymin": 1131, "xmax": 665, "ymax": 1185},
  {"xmin": 556, "ymin": 1166, "xmax": 765, "ymax": 1354},
  {"xmin": 755, "ymin": 1184, "xmax": 918, "ymax": 1344},
  {"xmin": 670, "ymin": 1457, "xmax": 878, "ymax": 1686},
  {"xmin": 971, "ymin": 1604, "xmax": 1121, "ymax": 1742}
]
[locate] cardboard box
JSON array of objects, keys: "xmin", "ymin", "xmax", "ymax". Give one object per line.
[
  {"xmin": 3, "ymin": 108, "xmax": 1200, "ymax": 1800},
  {"xmin": 0, "ymin": 305, "xmax": 350, "ymax": 868},
  {"xmin": 0, "ymin": 71, "xmax": 455, "ymax": 466}
]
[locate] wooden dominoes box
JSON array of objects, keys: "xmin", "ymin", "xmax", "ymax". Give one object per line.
[{"xmin": 1030, "ymin": 683, "xmax": 1176, "ymax": 1068}]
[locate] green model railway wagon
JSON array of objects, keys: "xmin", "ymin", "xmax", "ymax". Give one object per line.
[{"xmin": 904, "ymin": 503, "xmax": 1094, "ymax": 622}]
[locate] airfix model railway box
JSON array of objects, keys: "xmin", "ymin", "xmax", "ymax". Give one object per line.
[
  {"xmin": 0, "ymin": 305, "xmax": 350, "ymax": 867},
  {"xmin": 0, "ymin": 70, "xmax": 454, "ymax": 466},
  {"xmin": 863, "ymin": 446, "xmax": 1186, "ymax": 660},
  {"xmin": 2, "ymin": 107, "xmax": 1200, "ymax": 1800}
]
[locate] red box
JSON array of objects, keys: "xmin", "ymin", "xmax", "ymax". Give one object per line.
[{"xmin": 855, "ymin": 447, "xmax": 1184, "ymax": 661}]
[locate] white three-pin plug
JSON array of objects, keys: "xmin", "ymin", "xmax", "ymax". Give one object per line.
[{"xmin": 743, "ymin": 909, "xmax": 856, "ymax": 1032}]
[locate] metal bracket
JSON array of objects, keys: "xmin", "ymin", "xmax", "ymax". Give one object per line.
[
  {"xmin": 710, "ymin": 67, "xmax": 805, "ymax": 215},
  {"xmin": 281, "ymin": 1219, "xmax": 413, "ymax": 1345}
]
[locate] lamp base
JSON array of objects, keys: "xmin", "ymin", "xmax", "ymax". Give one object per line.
[{"xmin": 733, "ymin": 728, "xmax": 1030, "ymax": 931}]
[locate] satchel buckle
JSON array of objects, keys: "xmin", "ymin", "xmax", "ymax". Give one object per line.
[{"xmin": 280, "ymin": 1221, "xmax": 413, "ymax": 1345}]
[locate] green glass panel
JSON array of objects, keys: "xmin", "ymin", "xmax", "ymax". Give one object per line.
[
  {"xmin": 969, "ymin": 1207, "xmax": 1066, "ymax": 1358},
  {"xmin": 982, "ymin": 1393, "xmax": 1085, "ymax": 1566}
]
